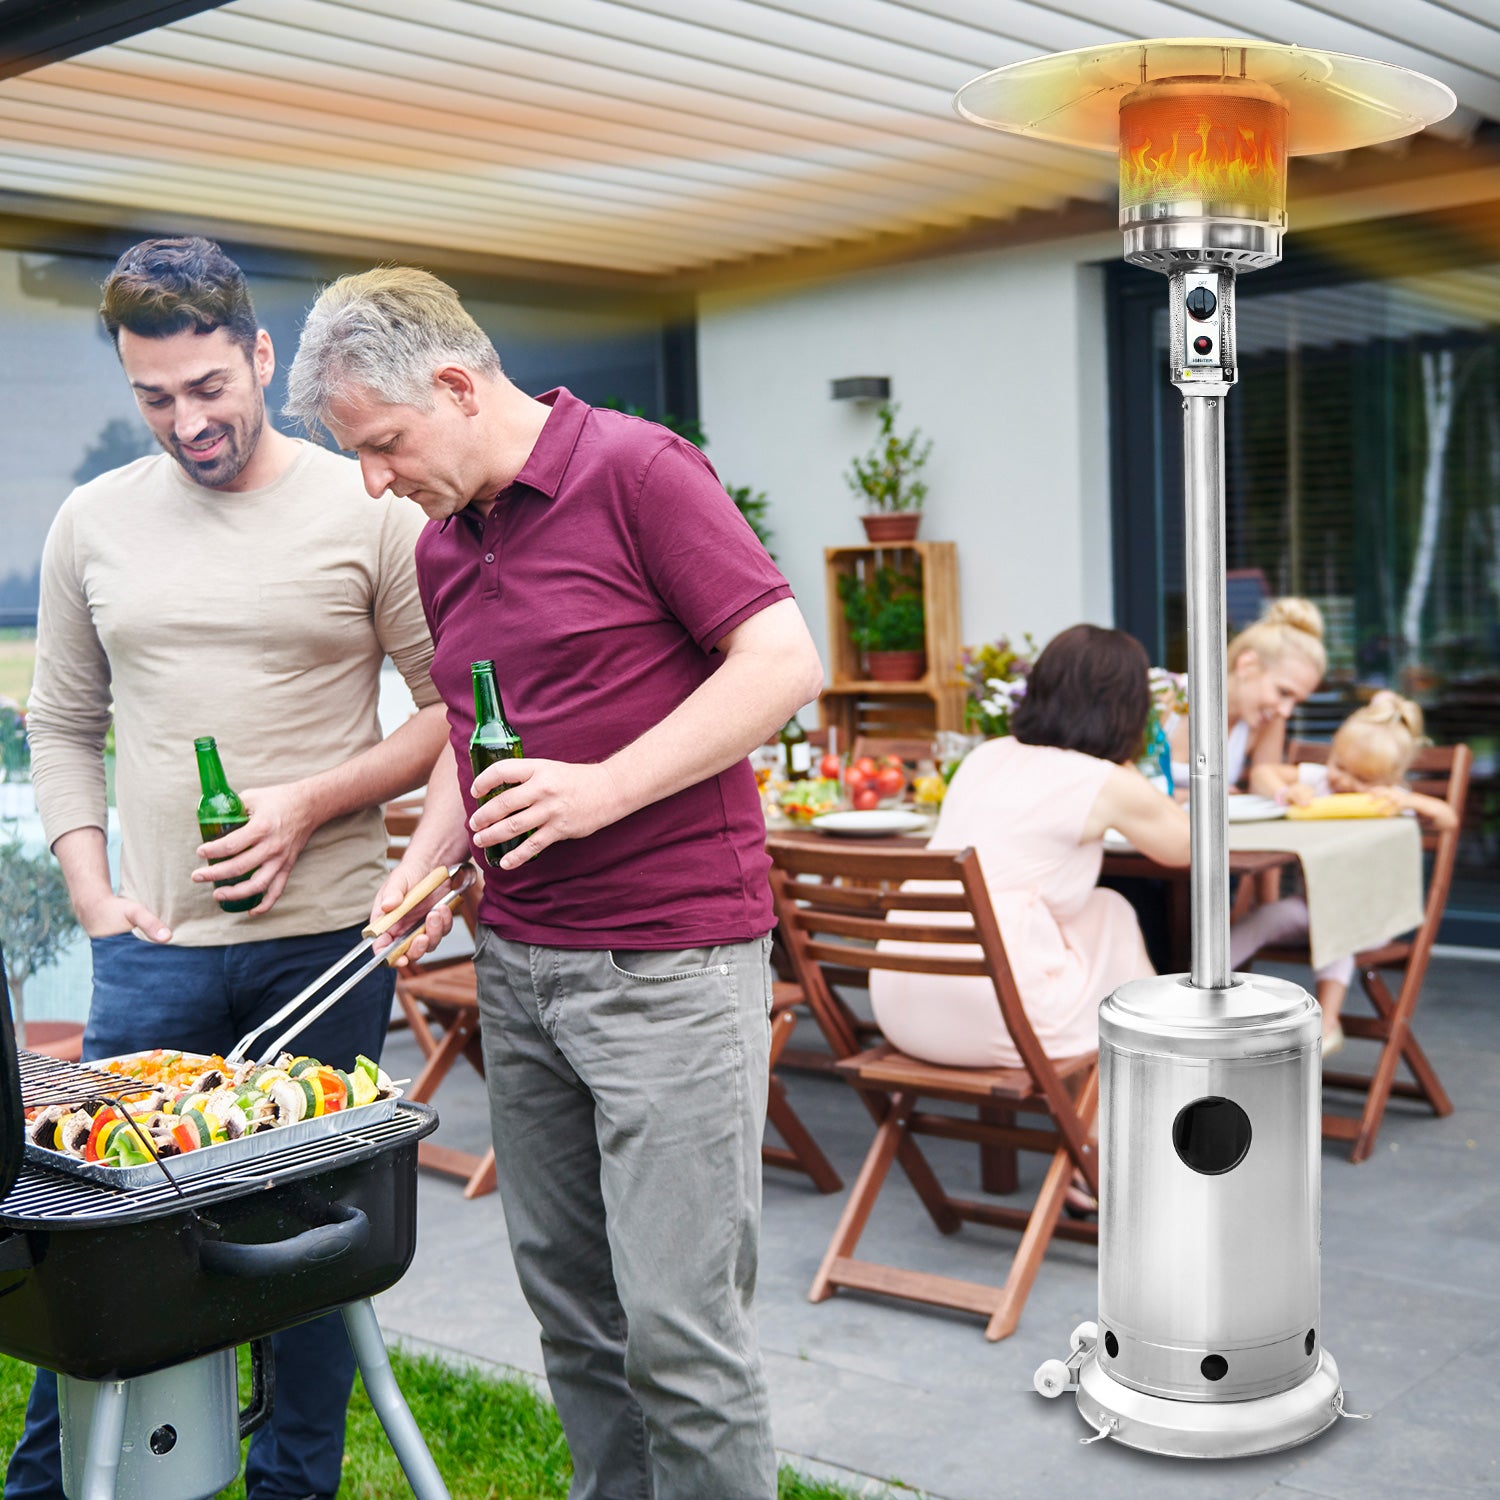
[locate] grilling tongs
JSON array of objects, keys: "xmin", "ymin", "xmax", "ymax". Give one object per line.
[{"xmin": 226, "ymin": 862, "xmax": 475, "ymax": 1066}]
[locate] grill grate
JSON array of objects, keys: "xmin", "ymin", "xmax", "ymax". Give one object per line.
[
  {"xmin": 18, "ymin": 1051, "xmax": 147, "ymax": 1110},
  {"xmin": 1, "ymin": 1105, "xmax": 432, "ymax": 1227}
]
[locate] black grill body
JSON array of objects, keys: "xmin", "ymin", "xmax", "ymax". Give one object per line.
[
  {"xmin": 0, "ymin": 1111, "xmax": 432, "ymax": 1381},
  {"xmin": 0, "ymin": 941, "xmax": 437, "ymax": 1381}
]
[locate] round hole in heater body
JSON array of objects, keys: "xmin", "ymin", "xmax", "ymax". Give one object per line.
[
  {"xmin": 1306, "ymin": 1329, "xmax": 1317, "ymax": 1356},
  {"xmin": 1201, "ymin": 1355, "xmax": 1229, "ymax": 1382},
  {"xmin": 1104, "ymin": 1330, "xmax": 1119, "ymax": 1358},
  {"xmin": 1172, "ymin": 1096, "xmax": 1252, "ymax": 1175}
]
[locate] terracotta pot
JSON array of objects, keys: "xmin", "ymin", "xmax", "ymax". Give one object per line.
[
  {"xmin": 860, "ymin": 512, "xmax": 922, "ymax": 543},
  {"xmin": 864, "ymin": 649, "xmax": 927, "ymax": 682}
]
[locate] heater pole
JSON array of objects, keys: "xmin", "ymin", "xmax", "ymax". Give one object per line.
[
  {"xmin": 1182, "ymin": 389, "xmax": 1232, "ymax": 990},
  {"xmin": 954, "ymin": 36, "xmax": 1454, "ymax": 1459}
]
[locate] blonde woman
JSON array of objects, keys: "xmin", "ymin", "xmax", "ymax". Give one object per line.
[{"xmin": 1169, "ymin": 597, "xmax": 1327, "ymax": 797}]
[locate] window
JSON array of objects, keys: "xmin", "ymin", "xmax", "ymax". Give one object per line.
[{"xmin": 1110, "ymin": 202, "xmax": 1500, "ymax": 944}]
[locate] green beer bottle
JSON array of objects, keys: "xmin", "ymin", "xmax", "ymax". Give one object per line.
[
  {"xmin": 470, "ymin": 661, "xmax": 529, "ymax": 867},
  {"xmin": 194, "ymin": 736, "xmax": 261, "ymax": 913}
]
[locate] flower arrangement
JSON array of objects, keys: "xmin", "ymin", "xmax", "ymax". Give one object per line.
[
  {"xmin": 1140, "ymin": 667, "xmax": 1188, "ymax": 790},
  {"xmin": 960, "ymin": 635, "xmax": 1037, "ymax": 738},
  {"xmin": 1149, "ymin": 666, "xmax": 1189, "ymax": 721}
]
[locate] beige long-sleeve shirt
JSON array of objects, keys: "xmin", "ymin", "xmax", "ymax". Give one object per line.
[{"xmin": 28, "ymin": 440, "xmax": 440, "ymax": 945}]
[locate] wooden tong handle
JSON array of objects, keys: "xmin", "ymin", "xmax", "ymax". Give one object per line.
[
  {"xmin": 362, "ymin": 864, "xmax": 455, "ymax": 939},
  {"xmin": 383, "ymin": 885, "xmax": 467, "ymax": 966}
]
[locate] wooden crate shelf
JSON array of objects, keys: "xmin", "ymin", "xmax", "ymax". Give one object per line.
[{"xmin": 820, "ymin": 541, "xmax": 965, "ymax": 746}]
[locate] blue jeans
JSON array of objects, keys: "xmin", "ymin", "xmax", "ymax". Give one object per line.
[{"xmin": 5, "ymin": 923, "xmax": 393, "ymax": 1500}]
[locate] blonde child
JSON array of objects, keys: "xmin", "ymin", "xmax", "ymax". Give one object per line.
[{"xmin": 1234, "ymin": 691, "xmax": 1458, "ymax": 1052}]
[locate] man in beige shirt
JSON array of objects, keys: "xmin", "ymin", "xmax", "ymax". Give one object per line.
[{"xmin": 10, "ymin": 238, "xmax": 447, "ymax": 1500}]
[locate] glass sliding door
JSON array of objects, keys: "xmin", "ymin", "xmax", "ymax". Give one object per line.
[{"xmin": 1109, "ymin": 203, "xmax": 1500, "ymax": 944}]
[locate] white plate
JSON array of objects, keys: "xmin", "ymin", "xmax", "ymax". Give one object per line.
[
  {"xmin": 811, "ymin": 809, "xmax": 930, "ymax": 837},
  {"xmin": 1226, "ymin": 794, "xmax": 1287, "ymax": 823}
]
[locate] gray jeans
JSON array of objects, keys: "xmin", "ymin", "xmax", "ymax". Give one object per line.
[{"xmin": 471, "ymin": 928, "xmax": 778, "ymax": 1500}]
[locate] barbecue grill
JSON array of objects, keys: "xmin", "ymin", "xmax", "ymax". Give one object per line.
[
  {"xmin": 955, "ymin": 40, "xmax": 1454, "ymax": 1458},
  {"xmin": 0, "ymin": 953, "xmax": 452, "ymax": 1500}
]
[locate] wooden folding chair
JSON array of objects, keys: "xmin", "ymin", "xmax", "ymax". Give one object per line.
[
  {"xmin": 763, "ymin": 979, "xmax": 843, "ymax": 1193},
  {"xmin": 1268, "ymin": 739, "xmax": 1473, "ymax": 1163},
  {"xmin": 768, "ymin": 841, "xmax": 1099, "ymax": 1342},
  {"xmin": 383, "ymin": 804, "xmax": 496, "ymax": 1199}
]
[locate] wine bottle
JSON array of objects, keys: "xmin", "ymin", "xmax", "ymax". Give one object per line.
[
  {"xmin": 470, "ymin": 660, "xmax": 530, "ymax": 867},
  {"xmin": 779, "ymin": 718, "xmax": 811, "ymax": 781},
  {"xmin": 194, "ymin": 736, "xmax": 261, "ymax": 913}
]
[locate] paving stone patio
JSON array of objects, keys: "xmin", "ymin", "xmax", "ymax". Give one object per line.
[{"xmin": 374, "ymin": 951, "xmax": 1500, "ymax": 1499}]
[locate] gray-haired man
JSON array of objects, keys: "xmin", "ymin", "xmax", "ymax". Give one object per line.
[{"xmin": 286, "ymin": 267, "xmax": 824, "ymax": 1500}]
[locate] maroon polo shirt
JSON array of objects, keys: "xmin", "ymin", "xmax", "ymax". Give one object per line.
[{"xmin": 414, "ymin": 388, "xmax": 793, "ymax": 948}]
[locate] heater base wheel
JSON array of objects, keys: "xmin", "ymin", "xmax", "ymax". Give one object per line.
[
  {"xmin": 1076, "ymin": 1348, "xmax": 1342, "ymax": 1459},
  {"xmin": 1034, "ymin": 1360, "xmax": 1073, "ymax": 1398},
  {"xmin": 1070, "ymin": 1321, "xmax": 1098, "ymax": 1353}
]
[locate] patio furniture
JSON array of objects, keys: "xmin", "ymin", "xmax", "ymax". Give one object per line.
[
  {"xmin": 1262, "ymin": 739, "xmax": 1473, "ymax": 1162},
  {"xmin": 20, "ymin": 1021, "xmax": 83, "ymax": 1062},
  {"xmin": 820, "ymin": 542, "xmax": 965, "ymax": 744},
  {"xmin": 768, "ymin": 841, "xmax": 1098, "ymax": 1342},
  {"xmin": 764, "ymin": 980, "xmax": 843, "ymax": 1193}
]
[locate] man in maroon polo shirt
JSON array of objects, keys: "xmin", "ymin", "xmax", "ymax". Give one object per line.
[{"xmin": 286, "ymin": 268, "xmax": 823, "ymax": 1500}]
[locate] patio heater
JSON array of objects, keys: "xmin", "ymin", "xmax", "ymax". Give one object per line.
[{"xmin": 954, "ymin": 41, "xmax": 1454, "ymax": 1458}]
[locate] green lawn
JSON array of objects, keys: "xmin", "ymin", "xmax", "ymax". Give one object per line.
[
  {"xmin": 0, "ymin": 1347, "xmax": 905, "ymax": 1499},
  {"xmin": 0, "ymin": 632, "xmax": 34, "ymax": 708}
]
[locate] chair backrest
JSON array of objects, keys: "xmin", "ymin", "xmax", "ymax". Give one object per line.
[
  {"xmin": 852, "ymin": 736, "xmax": 935, "ymax": 768},
  {"xmin": 767, "ymin": 840, "xmax": 1084, "ymax": 1123},
  {"xmin": 1288, "ymin": 737, "xmax": 1473, "ymax": 958},
  {"xmin": 383, "ymin": 799, "xmax": 425, "ymax": 860},
  {"xmin": 382, "ymin": 802, "xmax": 482, "ymax": 940}
]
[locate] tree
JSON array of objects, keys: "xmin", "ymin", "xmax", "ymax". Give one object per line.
[
  {"xmin": 0, "ymin": 834, "xmax": 79, "ymax": 1049},
  {"xmin": 72, "ymin": 416, "xmax": 155, "ymax": 487}
]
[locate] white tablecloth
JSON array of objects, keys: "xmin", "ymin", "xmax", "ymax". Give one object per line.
[{"xmin": 1229, "ymin": 815, "xmax": 1425, "ymax": 969}]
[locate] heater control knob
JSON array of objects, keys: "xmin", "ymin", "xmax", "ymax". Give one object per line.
[
  {"xmin": 1193, "ymin": 335, "xmax": 1214, "ymax": 355},
  {"xmin": 1186, "ymin": 286, "xmax": 1217, "ymax": 320}
]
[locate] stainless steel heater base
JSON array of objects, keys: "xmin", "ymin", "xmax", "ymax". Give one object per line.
[{"xmin": 1076, "ymin": 1347, "xmax": 1342, "ymax": 1458}]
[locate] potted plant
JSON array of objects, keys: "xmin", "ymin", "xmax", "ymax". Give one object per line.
[
  {"xmin": 844, "ymin": 402, "xmax": 932, "ymax": 543},
  {"xmin": 838, "ymin": 564, "xmax": 927, "ymax": 681}
]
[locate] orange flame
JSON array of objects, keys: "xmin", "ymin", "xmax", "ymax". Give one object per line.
[{"xmin": 1119, "ymin": 87, "xmax": 1287, "ymax": 215}]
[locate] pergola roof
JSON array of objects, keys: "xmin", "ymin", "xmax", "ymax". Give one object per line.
[{"xmin": 0, "ymin": 0, "xmax": 1495, "ymax": 287}]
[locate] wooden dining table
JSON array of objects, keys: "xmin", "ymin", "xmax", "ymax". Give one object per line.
[{"xmin": 769, "ymin": 817, "xmax": 1299, "ymax": 976}]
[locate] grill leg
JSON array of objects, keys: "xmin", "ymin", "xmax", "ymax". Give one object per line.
[
  {"xmin": 342, "ymin": 1299, "xmax": 451, "ymax": 1500},
  {"xmin": 77, "ymin": 1380, "xmax": 128, "ymax": 1500}
]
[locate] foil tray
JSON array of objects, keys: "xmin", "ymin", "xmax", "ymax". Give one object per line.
[{"xmin": 23, "ymin": 1050, "xmax": 401, "ymax": 1189}]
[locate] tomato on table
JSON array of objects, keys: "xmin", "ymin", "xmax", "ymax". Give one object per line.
[
  {"xmin": 853, "ymin": 787, "xmax": 880, "ymax": 811},
  {"xmin": 818, "ymin": 752, "xmax": 842, "ymax": 781},
  {"xmin": 874, "ymin": 764, "xmax": 905, "ymax": 798}
]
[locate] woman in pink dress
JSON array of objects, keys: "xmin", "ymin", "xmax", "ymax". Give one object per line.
[{"xmin": 872, "ymin": 625, "xmax": 1190, "ymax": 1071}]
